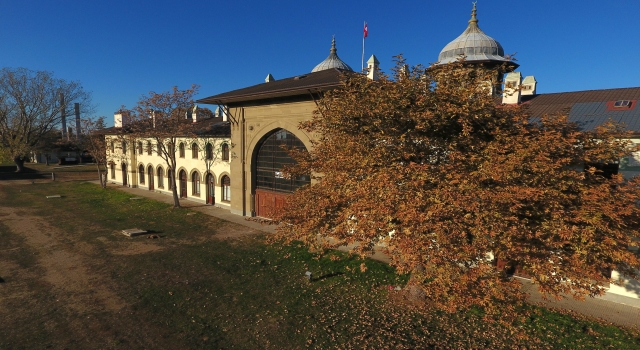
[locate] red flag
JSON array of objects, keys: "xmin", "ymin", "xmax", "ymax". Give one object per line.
[{"xmin": 363, "ymin": 22, "xmax": 368, "ymax": 38}]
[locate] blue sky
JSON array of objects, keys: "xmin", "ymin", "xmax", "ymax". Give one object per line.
[{"xmin": 2, "ymin": 0, "xmax": 639, "ymax": 126}]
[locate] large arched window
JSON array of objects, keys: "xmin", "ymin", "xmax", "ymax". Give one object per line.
[
  {"xmin": 138, "ymin": 164, "xmax": 145, "ymax": 184},
  {"xmin": 255, "ymin": 129, "xmax": 310, "ymax": 193},
  {"xmin": 222, "ymin": 143, "xmax": 229, "ymax": 161},
  {"xmin": 192, "ymin": 171, "xmax": 200, "ymax": 195},
  {"xmin": 221, "ymin": 175, "xmax": 230, "ymax": 202},
  {"xmin": 157, "ymin": 166, "xmax": 164, "ymax": 188}
]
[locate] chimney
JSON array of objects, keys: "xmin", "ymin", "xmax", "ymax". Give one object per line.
[
  {"xmin": 74, "ymin": 103, "xmax": 81, "ymax": 139},
  {"xmin": 191, "ymin": 105, "xmax": 198, "ymax": 123},
  {"xmin": 114, "ymin": 112, "xmax": 124, "ymax": 128},
  {"xmin": 265, "ymin": 74, "xmax": 275, "ymax": 83},
  {"xmin": 521, "ymin": 76, "xmax": 537, "ymax": 96},
  {"xmin": 502, "ymin": 72, "xmax": 522, "ymax": 105},
  {"xmin": 60, "ymin": 93, "xmax": 67, "ymax": 138},
  {"xmin": 366, "ymin": 55, "xmax": 380, "ymax": 80}
]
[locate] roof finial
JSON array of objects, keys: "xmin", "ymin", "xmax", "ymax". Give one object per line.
[
  {"xmin": 331, "ymin": 35, "xmax": 336, "ymax": 54},
  {"xmin": 469, "ymin": 2, "xmax": 478, "ymax": 24}
]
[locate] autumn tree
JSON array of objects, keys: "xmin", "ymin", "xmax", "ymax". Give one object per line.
[
  {"xmin": 0, "ymin": 67, "xmax": 93, "ymax": 172},
  {"xmin": 274, "ymin": 58, "xmax": 640, "ymax": 315},
  {"xmin": 128, "ymin": 85, "xmax": 200, "ymax": 208}
]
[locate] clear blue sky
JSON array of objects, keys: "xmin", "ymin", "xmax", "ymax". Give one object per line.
[{"xmin": 2, "ymin": 0, "xmax": 639, "ymax": 126}]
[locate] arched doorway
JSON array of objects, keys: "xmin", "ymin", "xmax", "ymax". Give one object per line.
[
  {"xmin": 121, "ymin": 163, "xmax": 128, "ymax": 186},
  {"xmin": 253, "ymin": 129, "xmax": 310, "ymax": 218},
  {"xmin": 179, "ymin": 170, "xmax": 187, "ymax": 198},
  {"xmin": 148, "ymin": 165, "xmax": 154, "ymax": 190},
  {"xmin": 206, "ymin": 173, "xmax": 215, "ymax": 205}
]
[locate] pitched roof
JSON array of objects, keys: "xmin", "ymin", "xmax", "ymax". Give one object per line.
[
  {"xmin": 197, "ymin": 68, "xmax": 351, "ymax": 105},
  {"xmin": 99, "ymin": 117, "xmax": 230, "ymax": 137},
  {"xmin": 523, "ymin": 87, "xmax": 640, "ymax": 133}
]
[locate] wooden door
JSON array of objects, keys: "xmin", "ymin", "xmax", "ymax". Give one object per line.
[
  {"xmin": 122, "ymin": 164, "xmax": 128, "ymax": 186},
  {"xmin": 206, "ymin": 174, "xmax": 215, "ymax": 205},
  {"xmin": 148, "ymin": 166, "xmax": 154, "ymax": 190},
  {"xmin": 255, "ymin": 189, "xmax": 289, "ymax": 218},
  {"xmin": 179, "ymin": 170, "xmax": 187, "ymax": 198}
]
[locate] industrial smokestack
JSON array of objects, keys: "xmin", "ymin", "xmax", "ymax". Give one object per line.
[
  {"xmin": 60, "ymin": 93, "xmax": 67, "ymax": 139},
  {"xmin": 74, "ymin": 103, "xmax": 81, "ymax": 139}
]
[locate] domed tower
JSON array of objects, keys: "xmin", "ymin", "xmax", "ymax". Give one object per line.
[
  {"xmin": 437, "ymin": 3, "xmax": 517, "ymax": 70},
  {"xmin": 312, "ymin": 37, "xmax": 354, "ymax": 73}
]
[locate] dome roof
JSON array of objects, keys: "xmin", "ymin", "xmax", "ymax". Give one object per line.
[
  {"xmin": 312, "ymin": 37, "xmax": 353, "ymax": 73},
  {"xmin": 438, "ymin": 4, "xmax": 508, "ymax": 64}
]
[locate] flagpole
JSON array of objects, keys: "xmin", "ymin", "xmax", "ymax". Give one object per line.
[{"xmin": 362, "ymin": 21, "xmax": 366, "ymax": 72}]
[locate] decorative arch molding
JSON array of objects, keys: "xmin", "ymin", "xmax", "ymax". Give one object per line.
[
  {"xmin": 156, "ymin": 165, "xmax": 165, "ymax": 176},
  {"xmin": 246, "ymin": 121, "xmax": 313, "ymax": 161},
  {"xmin": 217, "ymin": 171, "xmax": 231, "ymax": 184},
  {"xmin": 176, "ymin": 166, "xmax": 189, "ymax": 177},
  {"xmin": 190, "ymin": 169, "xmax": 203, "ymax": 182},
  {"xmin": 204, "ymin": 171, "xmax": 217, "ymax": 186}
]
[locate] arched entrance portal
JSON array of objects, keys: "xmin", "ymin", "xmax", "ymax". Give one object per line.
[
  {"xmin": 121, "ymin": 163, "xmax": 128, "ymax": 186},
  {"xmin": 206, "ymin": 173, "xmax": 215, "ymax": 205},
  {"xmin": 148, "ymin": 165, "xmax": 154, "ymax": 190},
  {"xmin": 253, "ymin": 129, "xmax": 310, "ymax": 218},
  {"xmin": 179, "ymin": 170, "xmax": 187, "ymax": 198}
]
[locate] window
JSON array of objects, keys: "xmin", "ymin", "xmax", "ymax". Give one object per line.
[
  {"xmin": 110, "ymin": 141, "xmax": 115, "ymax": 153},
  {"xmin": 221, "ymin": 175, "xmax": 230, "ymax": 202},
  {"xmin": 191, "ymin": 143, "xmax": 199, "ymax": 159},
  {"xmin": 157, "ymin": 167, "xmax": 164, "ymax": 188},
  {"xmin": 205, "ymin": 143, "xmax": 213, "ymax": 160},
  {"xmin": 157, "ymin": 143, "xmax": 162, "ymax": 155},
  {"xmin": 192, "ymin": 172, "xmax": 200, "ymax": 195},
  {"xmin": 222, "ymin": 143, "xmax": 229, "ymax": 161},
  {"xmin": 614, "ymin": 100, "xmax": 632, "ymax": 108},
  {"xmin": 137, "ymin": 141, "xmax": 143, "ymax": 155},
  {"xmin": 122, "ymin": 142, "xmax": 127, "ymax": 154},
  {"xmin": 255, "ymin": 129, "xmax": 310, "ymax": 193},
  {"xmin": 146, "ymin": 141, "xmax": 152, "ymax": 155},
  {"xmin": 138, "ymin": 164, "xmax": 145, "ymax": 184},
  {"xmin": 110, "ymin": 163, "xmax": 115, "ymax": 179},
  {"xmin": 179, "ymin": 143, "xmax": 185, "ymax": 158}
]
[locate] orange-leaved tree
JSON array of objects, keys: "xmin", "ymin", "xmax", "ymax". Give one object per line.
[{"xmin": 273, "ymin": 57, "xmax": 640, "ymax": 314}]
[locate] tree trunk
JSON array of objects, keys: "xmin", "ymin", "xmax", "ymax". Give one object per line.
[
  {"xmin": 171, "ymin": 184, "xmax": 181, "ymax": 208},
  {"xmin": 13, "ymin": 156, "xmax": 25, "ymax": 173},
  {"xmin": 96, "ymin": 164, "xmax": 106, "ymax": 188}
]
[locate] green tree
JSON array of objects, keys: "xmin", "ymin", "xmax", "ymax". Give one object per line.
[
  {"xmin": 0, "ymin": 67, "xmax": 93, "ymax": 172},
  {"xmin": 274, "ymin": 58, "xmax": 640, "ymax": 315}
]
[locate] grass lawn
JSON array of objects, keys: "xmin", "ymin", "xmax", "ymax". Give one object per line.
[{"xmin": 0, "ymin": 181, "xmax": 638, "ymax": 349}]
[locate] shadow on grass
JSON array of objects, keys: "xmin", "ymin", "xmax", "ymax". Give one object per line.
[{"xmin": 312, "ymin": 272, "xmax": 344, "ymax": 282}]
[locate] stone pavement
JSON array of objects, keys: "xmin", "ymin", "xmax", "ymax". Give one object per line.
[{"xmin": 99, "ymin": 181, "xmax": 640, "ymax": 329}]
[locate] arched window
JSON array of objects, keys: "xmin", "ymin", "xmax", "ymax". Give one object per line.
[
  {"xmin": 157, "ymin": 167, "xmax": 164, "ymax": 188},
  {"xmin": 255, "ymin": 129, "xmax": 310, "ymax": 193},
  {"xmin": 137, "ymin": 141, "xmax": 143, "ymax": 155},
  {"xmin": 110, "ymin": 140, "xmax": 115, "ymax": 153},
  {"xmin": 179, "ymin": 143, "xmax": 185, "ymax": 158},
  {"xmin": 122, "ymin": 142, "xmax": 127, "ymax": 154},
  {"xmin": 221, "ymin": 175, "xmax": 230, "ymax": 202},
  {"xmin": 191, "ymin": 143, "xmax": 199, "ymax": 159},
  {"xmin": 146, "ymin": 141, "xmax": 152, "ymax": 155},
  {"xmin": 205, "ymin": 143, "xmax": 213, "ymax": 160},
  {"xmin": 192, "ymin": 172, "xmax": 200, "ymax": 195},
  {"xmin": 222, "ymin": 143, "xmax": 229, "ymax": 161},
  {"xmin": 138, "ymin": 164, "xmax": 145, "ymax": 184},
  {"xmin": 110, "ymin": 163, "xmax": 115, "ymax": 179}
]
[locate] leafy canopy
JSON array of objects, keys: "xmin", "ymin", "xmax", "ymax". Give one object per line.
[{"xmin": 274, "ymin": 57, "xmax": 640, "ymax": 313}]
